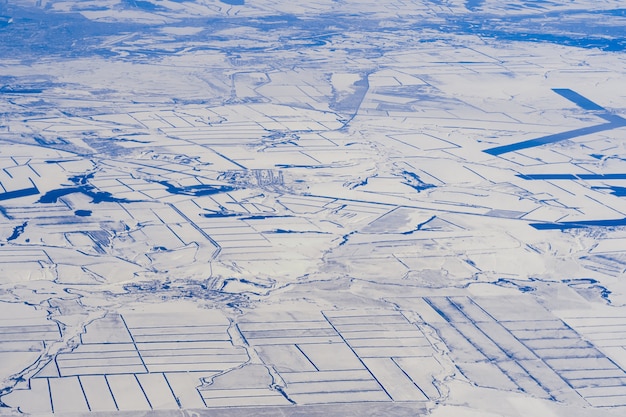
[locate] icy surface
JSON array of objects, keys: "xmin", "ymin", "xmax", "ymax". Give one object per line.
[{"xmin": 0, "ymin": 0, "xmax": 625, "ymax": 416}]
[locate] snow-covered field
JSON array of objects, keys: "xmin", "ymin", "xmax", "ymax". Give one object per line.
[{"xmin": 0, "ymin": 1, "xmax": 625, "ymax": 415}]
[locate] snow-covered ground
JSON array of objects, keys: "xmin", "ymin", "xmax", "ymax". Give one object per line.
[{"xmin": 0, "ymin": 1, "xmax": 625, "ymax": 415}]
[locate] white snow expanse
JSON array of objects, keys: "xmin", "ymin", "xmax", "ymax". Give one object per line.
[{"xmin": 0, "ymin": 0, "xmax": 625, "ymax": 416}]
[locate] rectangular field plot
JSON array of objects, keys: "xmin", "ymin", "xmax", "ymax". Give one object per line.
[
  {"xmin": 297, "ymin": 343, "xmax": 364, "ymax": 371},
  {"xmin": 362, "ymin": 358, "xmax": 428, "ymax": 402},
  {"xmin": 106, "ymin": 374, "xmax": 152, "ymax": 411},
  {"xmin": 414, "ymin": 294, "xmax": 626, "ymax": 407},
  {"xmin": 238, "ymin": 318, "xmax": 342, "ymax": 346},
  {"xmin": 255, "ymin": 345, "xmax": 318, "ymax": 372},
  {"xmin": 49, "ymin": 377, "xmax": 90, "ymax": 413},
  {"xmin": 79, "ymin": 375, "xmax": 118, "ymax": 412}
]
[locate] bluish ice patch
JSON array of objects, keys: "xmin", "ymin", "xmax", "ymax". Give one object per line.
[
  {"xmin": 219, "ymin": 278, "xmax": 272, "ymax": 288},
  {"xmin": 156, "ymin": 180, "xmax": 236, "ymax": 196},
  {"xmin": 240, "ymin": 215, "xmax": 291, "ymax": 220},
  {"xmin": 115, "ymin": 136, "xmax": 151, "ymax": 144},
  {"xmin": 74, "ymin": 210, "xmax": 92, "ymax": 217},
  {"xmin": 484, "ymin": 134, "xmax": 557, "ymax": 155},
  {"xmin": 500, "ymin": 32, "xmax": 624, "ymax": 52},
  {"xmin": 259, "ymin": 132, "xmax": 300, "ymax": 148},
  {"xmin": 563, "ymin": 278, "xmax": 612, "ymax": 303},
  {"xmin": 484, "ymin": 86, "xmax": 626, "ymax": 156},
  {"xmin": 518, "ymin": 173, "xmax": 626, "ymax": 180},
  {"xmin": 201, "ymin": 211, "xmax": 289, "ymax": 219},
  {"xmin": 336, "ymin": 231, "xmax": 356, "ymax": 247},
  {"xmin": 0, "ymin": 206, "xmax": 10, "ymax": 219},
  {"xmin": 39, "ymin": 187, "xmax": 131, "ymax": 204},
  {"xmin": 275, "ymin": 164, "xmax": 326, "ymax": 169},
  {"xmin": 251, "ymin": 13, "xmax": 305, "ymax": 27},
  {"xmin": 591, "ymin": 186, "xmax": 626, "ymax": 197},
  {"xmin": 0, "ymin": 4, "xmax": 144, "ymax": 58},
  {"xmin": 551, "ymin": 89, "xmax": 626, "ymax": 124},
  {"xmin": 597, "ymin": 112, "xmax": 626, "ymax": 124},
  {"xmin": 70, "ymin": 173, "xmax": 94, "ymax": 185},
  {"xmin": 120, "ymin": 0, "xmax": 166, "ymax": 12},
  {"xmin": 441, "ymin": 8, "xmax": 626, "ymax": 52},
  {"xmin": 7, "ymin": 222, "xmax": 27, "ymax": 241},
  {"xmin": 465, "ymin": 259, "xmax": 477, "ymax": 268},
  {"xmin": 220, "ymin": 0, "xmax": 245, "ymax": 5},
  {"xmin": 35, "ymin": 136, "xmax": 69, "ymax": 146},
  {"xmin": 604, "ymin": 8, "xmax": 626, "ymax": 17},
  {"xmin": 530, "ymin": 218, "xmax": 626, "ymax": 230},
  {"xmin": 483, "ymin": 123, "xmax": 617, "ymax": 156},
  {"xmin": 270, "ymin": 229, "xmax": 328, "ymax": 234},
  {"xmin": 493, "ymin": 278, "xmax": 536, "ymax": 292},
  {"xmin": 39, "ymin": 174, "xmax": 132, "ymax": 204},
  {"xmin": 401, "ymin": 171, "xmax": 436, "ymax": 192},
  {"xmin": 70, "ymin": 5, "xmax": 109, "ymax": 11},
  {"xmin": 552, "ymin": 88, "xmax": 606, "ymax": 111},
  {"xmin": 0, "ymin": 86, "xmax": 43, "ymax": 94},
  {"xmin": 401, "ymin": 215, "xmax": 438, "ymax": 235},
  {"xmin": 465, "ymin": 0, "xmax": 484, "ymax": 12},
  {"xmin": 348, "ymin": 177, "xmax": 370, "ymax": 189},
  {"xmin": 0, "ymin": 185, "xmax": 40, "ymax": 201},
  {"xmin": 1, "ymin": 3, "xmax": 623, "ymax": 66},
  {"xmin": 201, "ymin": 211, "xmax": 241, "ymax": 219},
  {"xmin": 607, "ymin": 186, "xmax": 626, "ymax": 197}
]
